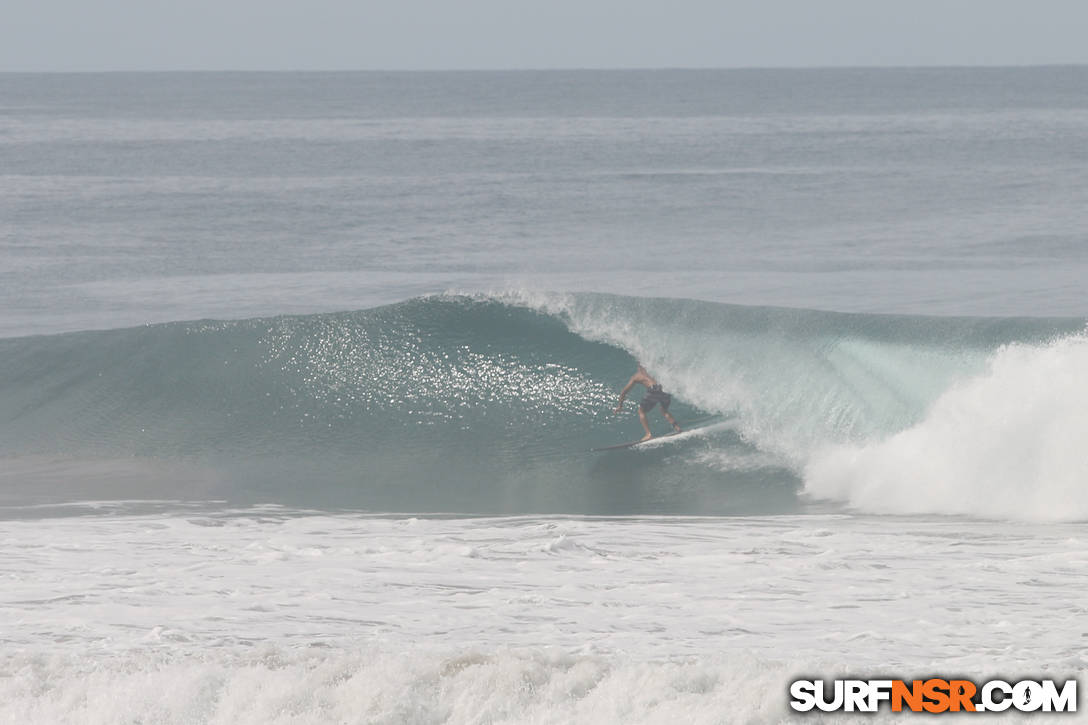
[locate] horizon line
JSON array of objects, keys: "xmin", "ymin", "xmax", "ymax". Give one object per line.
[{"xmin": 2, "ymin": 62, "xmax": 1087, "ymax": 75}]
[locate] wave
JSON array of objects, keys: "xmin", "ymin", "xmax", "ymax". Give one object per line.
[
  {"xmin": 804, "ymin": 333, "xmax": 1088, "ymax": 520},
  {"xmin": 0, "ymin": 293, "xmax": 1083, "ymax": 518}
]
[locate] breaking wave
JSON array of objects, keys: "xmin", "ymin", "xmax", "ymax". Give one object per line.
[{"xmin": 0, "ymin": 293, "xmax": 1082, "ymax": 519}]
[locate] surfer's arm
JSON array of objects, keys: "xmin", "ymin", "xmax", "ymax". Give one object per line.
[{"xmin": 614, "ymin": 377, "xmax": 637, "ymax": 412}]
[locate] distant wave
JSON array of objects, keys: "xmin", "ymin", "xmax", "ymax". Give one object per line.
[{"xmin": 0, "ymin": 293, "xmax": 1082, "ymax": 518}]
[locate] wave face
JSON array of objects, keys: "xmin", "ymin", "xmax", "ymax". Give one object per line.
[{"xmin": 1, "ymin": 294, "xmax": 1083, "ymax": 518}]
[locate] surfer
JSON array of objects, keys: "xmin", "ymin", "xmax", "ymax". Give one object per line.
[{"xmin": 614, "ymin": 364, "xmax": 682, "ymax": 441}]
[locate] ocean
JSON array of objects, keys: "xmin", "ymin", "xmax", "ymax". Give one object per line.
[{"xmin": 2, "ymin": 68, "xmax": 1087, "ymax": 722}]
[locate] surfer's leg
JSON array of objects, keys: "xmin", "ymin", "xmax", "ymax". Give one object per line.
[
  {"xmin": 659, "ymin": 393, "xmax": 681, "ymax": 432},
  {"xmin": 638, "ymin": 408, "xmax": 653, "ymax": 441}
]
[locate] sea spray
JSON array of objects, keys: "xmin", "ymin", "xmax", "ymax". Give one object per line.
[{"xmin": 804, "ymin": 333, "xmax": 1088, "ymax": 520}]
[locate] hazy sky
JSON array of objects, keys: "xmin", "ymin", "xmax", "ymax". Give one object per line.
[{"xmin": 3, "ymin": 0, "xmax": 1087, "ymax": 71}]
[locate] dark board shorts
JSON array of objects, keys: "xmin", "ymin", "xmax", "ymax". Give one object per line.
[{"xmin": 640, "ymin": 385, "xmax": 672, "ymax": 412}]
